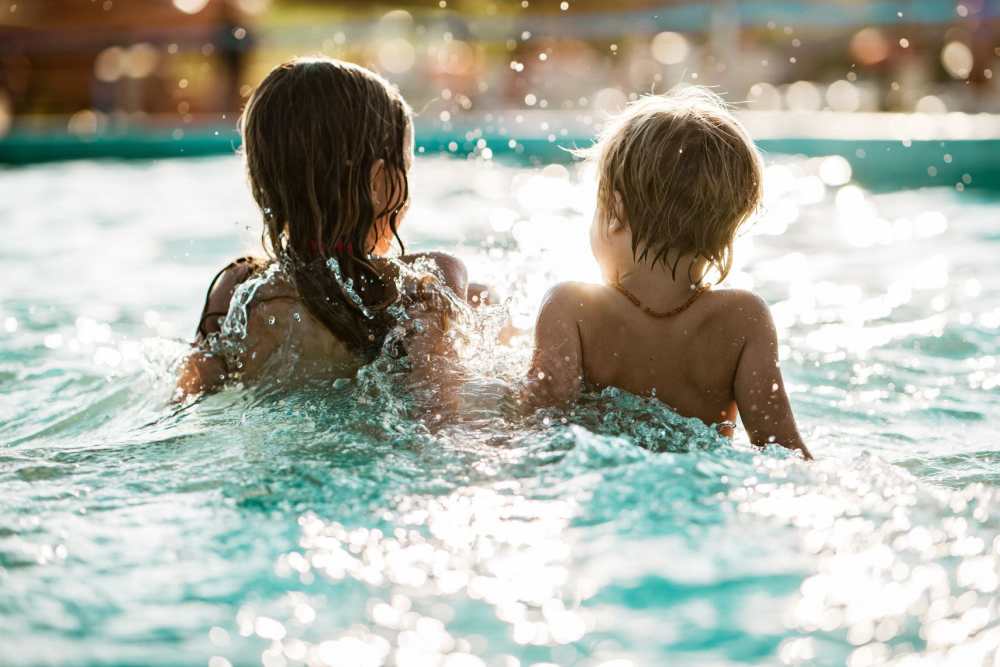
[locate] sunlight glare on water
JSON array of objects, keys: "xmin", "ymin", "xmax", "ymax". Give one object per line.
[{"xmin": 0, "ymin": 154, "xmax": 999, "ymax": 666}]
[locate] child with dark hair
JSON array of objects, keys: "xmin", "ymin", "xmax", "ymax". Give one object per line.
[
  {"xmin": 526, "ymin": 87, "xmax": 811, "ymax": 459},
  {"xmin": 177, "ymin": 57, "xmax": 468, "ymax": 396}
]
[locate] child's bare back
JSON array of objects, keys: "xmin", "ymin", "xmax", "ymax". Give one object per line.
[
  {"xmin": 178, "ymin": 252, "xmax": 468, "ymax": 396},
  {"xmin": 529, "ymin": 281, "xmax": 808, "ymax": 456},
  {"xmin": 179, "ymin": 258, "xmax": 361, "ymax": 395}
]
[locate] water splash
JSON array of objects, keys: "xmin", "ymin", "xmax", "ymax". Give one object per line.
[
  {"xmin": 219, "ymin": 262, "xmax": 282, "ymax": 342},
  {"xmin": 325, "ymin": 257, "xmax": 374, "ymax": 320}
]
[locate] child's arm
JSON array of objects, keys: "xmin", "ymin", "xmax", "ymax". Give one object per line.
[
  {"xmin": 524, "ymin": 283, "xmax": 586, "ymax": 406},
  {"xmin": 398, "ymin": 251, "xmax": 503, "ymax": 311},
  {"xmin": 397, "ymin": 255, "xmax": 468, "ymax": 388},
  {"xmin": 467, "ymin": 282, "xmax": 496, "ymax": 307},
  {"xmin": 398, "ymin": 251, "xmax": 468, "ymax": 301},
  {"xmin": 733, "ymin": 294, "xmax": 812, "ymax": 459},
  {"xmin": 175, "ymin": 348, "xmax": 226, "ymax": 398}
]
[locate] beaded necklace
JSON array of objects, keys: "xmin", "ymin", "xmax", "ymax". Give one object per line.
[{"xmin": 611, "ymin": 281, "xmax": 709, "ymax": 318}]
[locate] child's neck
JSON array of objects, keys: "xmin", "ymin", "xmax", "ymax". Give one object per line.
[{"xmin": 609, "ymin": 255, "xmax": 706, "ymax": 306}]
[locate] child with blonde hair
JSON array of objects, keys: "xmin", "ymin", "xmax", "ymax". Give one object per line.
[{"xmin": 526, "ymin": 87, "xmax": 811, "ymax": 459}]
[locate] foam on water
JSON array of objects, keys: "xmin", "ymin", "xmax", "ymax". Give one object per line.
[{"xmin": 0, "ymin": 155, "xmax": 998, "ymax": 666}]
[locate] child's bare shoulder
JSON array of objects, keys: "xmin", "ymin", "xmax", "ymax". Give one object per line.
[
  {"xmin": 538, "ymin": 281, "xmax": 613, "ymax": 317},
  {"xmin": 704, "ymin": 287, "xmax": 770, "ymax": 309},
  {"xmin": 200, "ymin": 258, "xmax": 310, "ymax": 335},
  {"xmin": 198, "ymin": 257, "xmax": 269, "ymax": 337},
  {"xmin": 229, "ymin": 275, "xmax": 356, "ymax": 379},
  {"xmin": 701, "ymin": 288, "xmax": 775, "ymax": 337}
]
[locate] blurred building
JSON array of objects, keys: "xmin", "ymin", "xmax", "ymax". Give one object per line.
[
  {"xmin": 0, "ymin": 0, "xmax": 259, "ymax": 134},
  {"xmin": 0, "ymin": 0, "xmax": 997, "ymax": 138}
]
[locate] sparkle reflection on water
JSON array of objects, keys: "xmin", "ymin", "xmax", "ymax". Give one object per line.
[{"xmin": 0, "ymin": 154, "xmax": 998, "ymax": 667}]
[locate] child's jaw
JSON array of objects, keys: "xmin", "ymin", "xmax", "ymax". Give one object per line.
[{"xmin": 589, "ymin": 210, "xmax": 636, "ymax": 284}]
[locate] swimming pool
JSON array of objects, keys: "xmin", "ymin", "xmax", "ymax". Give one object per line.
[{"xmin": 1, "ymin": 154, "xmax": 999, "ymax": 666}]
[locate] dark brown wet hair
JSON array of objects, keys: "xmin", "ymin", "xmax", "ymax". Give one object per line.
[{"xmin": 240, "ymin": 57, "xmax": 411, "ymax": 354}]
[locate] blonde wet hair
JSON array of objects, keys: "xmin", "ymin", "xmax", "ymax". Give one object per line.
[{"xmin": 581, "ymin": 86, "xmax": 763, "ymax": 283}]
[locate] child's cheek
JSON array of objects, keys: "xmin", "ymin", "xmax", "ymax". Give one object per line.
[
  {"xmin": 588, "ymin": 224, "xmax": 612, "ymax": 281},
  {"xmin": 588, "ymin": 217, "xmax": 602, "ymax": 261}
]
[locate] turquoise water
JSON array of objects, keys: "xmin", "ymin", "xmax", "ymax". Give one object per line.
[{"xmin": 1, "ymin": 155, "xmax": 999, "ymax": 667}]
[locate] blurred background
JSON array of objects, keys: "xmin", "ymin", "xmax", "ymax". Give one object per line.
[{"xmin": 1, "ymin": 0, "xmax": 998, "ymax": 187}]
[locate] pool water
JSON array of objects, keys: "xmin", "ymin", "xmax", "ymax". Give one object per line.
[{"xmin": 1, "ymin": 154, "xmax": 999, "ymax": 667}]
